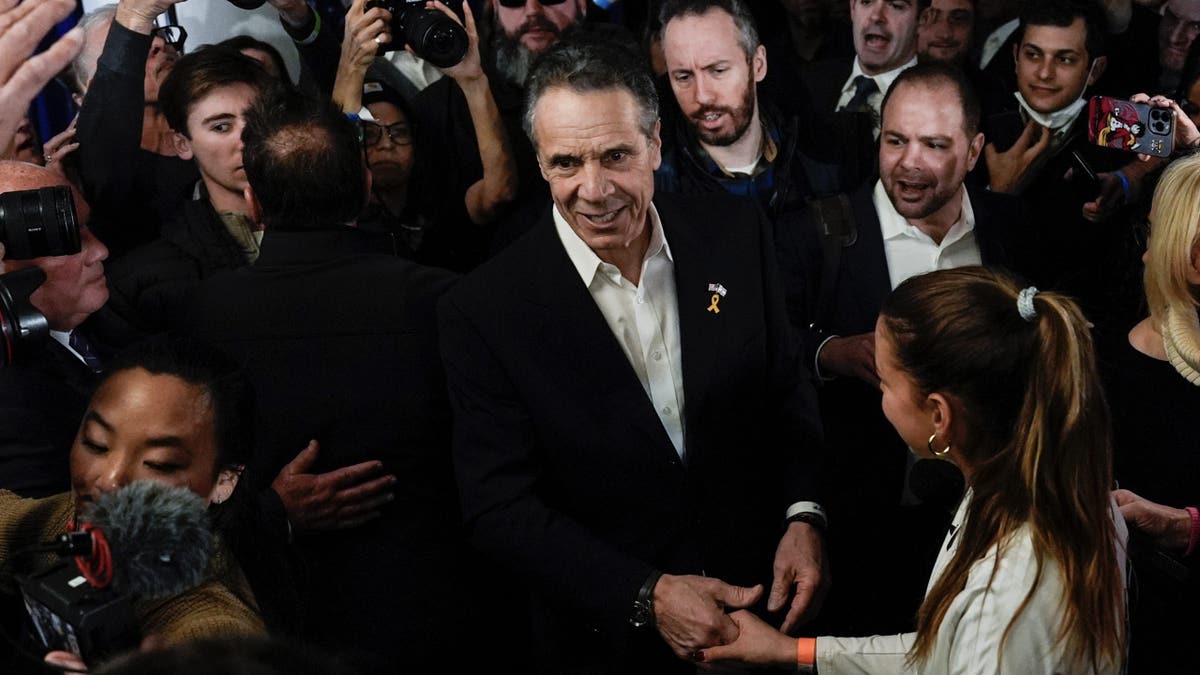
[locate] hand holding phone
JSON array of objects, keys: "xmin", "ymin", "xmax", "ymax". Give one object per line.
[{"xmin": 1087, "ymin": 96, "xmax": 1175, "ymax": 157}]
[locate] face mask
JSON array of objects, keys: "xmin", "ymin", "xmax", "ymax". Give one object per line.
[{"xmin": 1013, "ymin": 60, "xmax": 1098, "ymax": 131}]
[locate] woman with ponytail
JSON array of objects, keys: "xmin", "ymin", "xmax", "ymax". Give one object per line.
[
  {"xmin": 697, "ymin": 267, "xmax": 1127, "ymax": 674},
  {"xmin": 1101, "ymin": 151, "xmax": 1200, "ymax": 673}
]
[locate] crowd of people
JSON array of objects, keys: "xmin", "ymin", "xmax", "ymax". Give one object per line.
[{"xmin": 0, "ymin": 0, "xmax": 1198, "ymax": 672}]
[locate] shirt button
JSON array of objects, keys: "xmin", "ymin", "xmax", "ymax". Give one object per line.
[
  {"xmin": 636, "ymin": 297, "xmax": 645, "ymax": 305},
  {"xmin": 661, "ymin": 406, "xmax": 672, "ymax": 416},
  {"xmin": 652, "ymin": 351, "xmax": 662, "ymax": 361}
]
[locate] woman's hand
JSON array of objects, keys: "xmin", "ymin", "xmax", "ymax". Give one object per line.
[
  {"xmin": 1129, "ymin": 93, "xmax": 1200, "ymax": 159},
  {"xmin": 696, "ymin": 609, "xmax": 798, "ymax": 667}
]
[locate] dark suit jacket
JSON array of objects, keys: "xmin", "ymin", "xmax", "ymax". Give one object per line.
[
  {"xmin": 190, "ymin": 227, "xmax": 464, "ymax": 671},
  {"xmin": 439, "ymin": 192, "xmax": 824, "ymax": 673},
  {"xmin": 0, "ymin": 339, "xmax": 97, "ymax": 498},
  {"xmin": 801, "ymin": 56, "xmax": 854, "ymax": 115}
]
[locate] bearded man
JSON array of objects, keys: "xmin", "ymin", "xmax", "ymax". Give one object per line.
[{"xmin": 655, "ymin": 0, "xmax": 861, "ymax": 222}]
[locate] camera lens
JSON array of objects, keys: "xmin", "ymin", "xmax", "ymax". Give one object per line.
[
  {"xmin": 400, "ymin": 8, "xmax": 468, "ymax": 68},
  {"xmin": 0, "ymin": 186, "xmax": 82, "ymax": 260},
  {"xmin": 0, "ymin": 267, "xmax": 49, "ymax": 367}
]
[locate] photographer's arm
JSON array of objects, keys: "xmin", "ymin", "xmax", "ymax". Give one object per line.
[
  {"xmin": 428, "ymin": 1, "xmax": 516, "ymax": 224},
  {"xmin": 331, "ymin": 0, "xmax": 391, "ymax": 113},
  {"xmin": 0, "ymin": 0, "xmax": 81, "ymax": 152}
]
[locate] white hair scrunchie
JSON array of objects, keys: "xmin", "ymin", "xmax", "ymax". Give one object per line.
[
  {"xmin": 1163, "ymin": 305, "xmax": 1200, "ymax": 385},
  {"xmin": 1017, "ymin": 286, "xmax": 1039, "ymax": 322}
]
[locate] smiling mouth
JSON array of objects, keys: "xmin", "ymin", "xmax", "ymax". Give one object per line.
[{"xmin": 581, "ymin": 206, "xmax": 625, "ymax": 225}]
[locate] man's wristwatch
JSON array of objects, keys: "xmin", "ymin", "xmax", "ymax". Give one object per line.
[
  {"xmin": 630, "ymin": 570, "xmax": 663, "ymax": 629},
  {"xmin": 786, "ymin": 511, "xmax": 827, "ymax": 533}
]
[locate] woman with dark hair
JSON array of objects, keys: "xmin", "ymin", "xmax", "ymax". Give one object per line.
[
  {"xmin": 0, "ymin": 336, "xmax": 290, "ymax": 670},
  {"xmin": 694, "ymin": 267, "xmax": 1128, "ymax": 674}
]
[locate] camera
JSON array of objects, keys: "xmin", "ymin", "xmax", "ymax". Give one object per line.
[
  {"xmin": 0, "ymin": 185, "xmax": 80, "ymax": 367},
  {"xmin": 0, "ymin": 185, "xmax": 82, "ymax": 260},
  {"xmin": 368, "ymin": 0, "xmax": 469, "ymax": 69}
]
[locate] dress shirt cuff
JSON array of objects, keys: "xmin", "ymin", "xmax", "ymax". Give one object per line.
[
  {"xmin": 785, "ymin": 501, "xmax": 828, "ymax": 530},
  {"xmin": 813, "ymin": 334, "xmax": 840, "ymax": 382}
]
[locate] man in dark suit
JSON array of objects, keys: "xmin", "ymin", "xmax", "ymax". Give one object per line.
[
  {"xmin": 801, "ymin": 0, "xmax": 925, "ymax": 126},
  {"xmin": 439, "ymin": 41, "xmax": 826, "ymax": 673},
  {"xmin": 0, "ymin": 161, "xmax": 110, "ymax": 498},
  {"xmin": 775, "ymin": 63, "xmax": 1033, "ymax": 635},
  {"xmin": 189, "ymin": 92, "xmax": 464, "ymax": 672}
]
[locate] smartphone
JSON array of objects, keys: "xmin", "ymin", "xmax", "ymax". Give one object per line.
[{"xmin": 1087, "ymin": 96, "xmax": 1174, "ymax": 157}]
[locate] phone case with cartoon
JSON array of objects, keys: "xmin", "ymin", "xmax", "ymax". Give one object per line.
[{"xmin": 1087, "ymin": 96, "xmax": 1175, "ymax": 157}]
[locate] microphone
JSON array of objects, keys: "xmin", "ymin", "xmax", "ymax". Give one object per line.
[
  {"xmin": 18, "ymin": 481, "xmax": 214, "ymax": 662},
  {"xmin": 77, "ymin": 480, "xmax": 212, "ymax": 599}
]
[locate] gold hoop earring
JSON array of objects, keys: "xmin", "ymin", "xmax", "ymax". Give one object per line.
[{"xmin": 927, "ymin": 433, "xmax": 951, "ymax": 458}]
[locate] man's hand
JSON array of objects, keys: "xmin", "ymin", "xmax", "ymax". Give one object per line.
[
  {"xmin": 115, "ymin": 0, "xmax": 188, "ymax": 34},
  {"xmin": 1130, "ymin": 93, "xmax": 1200, "ymax": 159},
  {"xmin": 653, "ymin": 574, "xmax": 763, "ymax": 661},
  {"xmin": 271, "ymin": 439, "xmax": 397, "ymax": 531},
  {"xmin": 984, "ymin": 120, "xmax": 1052, "ymax": 194},
  {"xmin": 768, "ymin": 521, "xmax": 828, "ymax": 634},
  {"xmin": 1081, "ymin": 171, "xmax": 1128, "ymax": 223},
  {"xmin": 696, "ymin": 609, "xmax": 796, "ymax": 667},
  {"xmin": 1114, "ymin": 488, "xmax": 1192, "ymax": 552},
  {"xmin": 424, "ymin": 1, "xmax": 484, "ymax": 85},
  {"xmin": 817, "ymin": 332, "xmax": 878, "ymax": 387},
  {"xmin": 0, "ymin": 0, "xmax": 82, "ymax": 150}
]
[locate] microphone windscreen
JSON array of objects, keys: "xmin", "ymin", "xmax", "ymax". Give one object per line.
[{"xmin": 82, "ymin": 481, "xmax": 213, "ymax": 599}]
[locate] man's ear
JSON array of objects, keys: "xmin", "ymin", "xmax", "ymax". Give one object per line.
[
  {"xmin": 209, "ymin": 466, "xmax": 243, "ymax": 505},
  {"xmin": 243, "ymin": 185, "xmax": 264, "ymax": 226},
  {"xmin": 172, "ymin": 131, "xmax": 194, "ymax": 161},
  {"xmin": 1087, "ymin": 55, "xmax": 1108, "ymax": 87},
  {"xmin": 649, "ymin": 118, "xmax": 663, "ymax": 171},
  {"xmin": 753, "ymin": 44, "xmax": 767, "ymax": 83},
  {"xmin": 966, "ymin": 131, "xmax": 985, "ymax": 171}
]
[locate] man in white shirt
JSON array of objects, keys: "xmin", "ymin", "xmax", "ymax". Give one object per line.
[
  {"xmin": 440, "ymin": 40, "xmax": 827, "ymax": 673},
  {"xmin": 774, "ymin": 62, "xmax": 1032, "ymax": 635}
]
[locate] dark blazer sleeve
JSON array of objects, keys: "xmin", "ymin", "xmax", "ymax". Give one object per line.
[{"xmin": 437, "ymin": 294, "xmax": 653, "ymax": 626}]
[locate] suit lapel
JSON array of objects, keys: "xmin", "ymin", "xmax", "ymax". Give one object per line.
[
  {"xmin": 844, "ymin": 185, "xmax": 893, "ymax": 323},
  {"xmin": 520, "ymin": 213, "xmax": 682, "ymax": 461},
  {"xmin": 657, "ymin": 198, "xmax": 725, "ymax": 429}
]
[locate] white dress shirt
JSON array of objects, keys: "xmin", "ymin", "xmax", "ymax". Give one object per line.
[
  {"xmin": 49, "ymin": 330, "xmax": 88, "ymax": 367},
  {"xmin": 835, "ymin": 56, "xmax": 918, "ymax": 132},
  {"xmin": 813, "ymin": 491, "xmax": 1127, "ymax": 675},
  {"xmin": 874, "ymin": 180, "xmax": 982, "ymax": 290},
  {"xmin": 553, "ymin": 203, "xmax": 687, "ymax": 461}
]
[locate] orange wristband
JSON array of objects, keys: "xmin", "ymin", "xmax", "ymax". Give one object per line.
[{"xmin": 797, "ymin": 637, "xmax": 816, "ymax": 667}]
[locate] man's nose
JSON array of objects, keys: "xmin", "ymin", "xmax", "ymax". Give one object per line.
[{"xmin": 577, "ymin": 162, "xmax": 613, "ymax": 202}]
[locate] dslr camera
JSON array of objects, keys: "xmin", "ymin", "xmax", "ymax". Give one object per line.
[
  {"xmin": 367, "ymin": 0, "xmax": 469, "ymax": 69},
  {"xmin": 0, "ymin": 185, "xmax": 82, "ymax": 367}
]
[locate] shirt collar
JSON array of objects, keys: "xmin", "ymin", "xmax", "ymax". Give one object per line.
[
  {"xmin": 874, "ymin": 180, "xmax": 976, "ymax": 245},
  {"xmin": 844, "ymin": 55, "xmax": 918, "ymax": 99},
  {"xmin": 553, "ymin": 202, "xmax": 671, "ymax": 288}
]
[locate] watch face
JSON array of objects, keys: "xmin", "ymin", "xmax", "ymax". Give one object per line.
[{"xmin": 630, "ymin": 600, "xmax": 652, "ymax": 628}]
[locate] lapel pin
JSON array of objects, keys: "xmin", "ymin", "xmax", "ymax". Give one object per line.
[{"xmin": 707, "ymin": 283, "xmax": 727, "ymax": 314}]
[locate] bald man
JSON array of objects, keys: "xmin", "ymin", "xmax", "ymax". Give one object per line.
[{"xmin": 0, "ymin": 161, "xmax": 110, "ymax": 497}]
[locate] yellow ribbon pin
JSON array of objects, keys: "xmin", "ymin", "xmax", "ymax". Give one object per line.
[{"xmin": 707, "ymin": 294, "xmax": 721, "ymax": 314}]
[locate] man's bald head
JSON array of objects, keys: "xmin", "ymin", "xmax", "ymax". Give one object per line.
[
  {"xmin": 0, "ymin": 160, "xmax": 90, "ymax": 225},
  {"xmin": 0, "ymin": 160, "xmax": 107, "ymax": 331}
]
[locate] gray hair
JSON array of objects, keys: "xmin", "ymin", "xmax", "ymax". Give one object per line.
[
  {"xmin": 658, "ymin": 0, "xmax": 760, "ymax": 61},
  {"xmin": 522, "ymin": 41, "xmax": 659, "ymax": 149},
  {"xmin": 68, "ymin": 5, "xmax": 118, "ymax": 95}
]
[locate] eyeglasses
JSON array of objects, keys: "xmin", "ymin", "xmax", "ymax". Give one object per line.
[
  {"xmin": 497, "ymin": 0, "xmax": 568, "ymax": 8},
  {"xmin": 152, "ymin": 25, "xmax": 188, "ymax": 53},
  {"xmin": 361, "ymin": 121, "xmax": 414, "ymax": 147}
]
